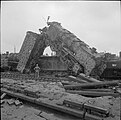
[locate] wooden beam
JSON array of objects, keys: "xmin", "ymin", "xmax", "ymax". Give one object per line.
[
  {"xmin": 64, "ymin": 80, "xmax": 119, "ymax": 90},
  {"xmin": 81, "ymin": 89, "xmax": 112, "ymax": 92},
  {"xmin": 63, "ymin": 99, "xmax": 109, "ymax": 116},
  {"xmin": 84, "ymin": 103, "xmax": 109, "ymax": 115},
  {"xmin": 68, "ymin": 76, "xmax": 88, "ymax": 83},
  {"xmin": 78, "ymin": 73, "xmax": 101, "ymax": 82},
  {"xmin": 63, "ymin": 99, "xmax": 84, "ymax": 109},
  {"xmin": 1, "ymin": 93, "xmax": 6, "ymax": 99},
  {"xmin": 66, "ymin": 90, "xmax": 119, "ymax": 97},
  {"xmin": 61, "ymin": 81, "xmax": 79, "ymax": 86}
]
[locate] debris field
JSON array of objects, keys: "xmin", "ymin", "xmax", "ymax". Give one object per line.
[{"xmin": 1, "ymin": 76, "xmax": 120, "ymax": 120}]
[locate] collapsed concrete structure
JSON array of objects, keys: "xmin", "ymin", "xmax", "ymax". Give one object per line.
[{"xmin": 17, "ymin": 21, "xmax": 107, "ymax": 77}]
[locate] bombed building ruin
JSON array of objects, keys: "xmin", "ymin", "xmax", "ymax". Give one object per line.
[
  {"xmin": 1, "ymin": 20, "xmax": 121, "ymax": 120},
  {"xmin": 17, "ymin": 21, "xmax": 109, "ymax": 79}
]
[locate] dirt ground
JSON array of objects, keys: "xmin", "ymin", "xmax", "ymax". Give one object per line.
[
  {"xmin": 1, "ymin": 78, "xmax": 121, "ymax": 120},
  {"xmin": 1, "ymin": 98, "xmax": 81, "ymax": 120}
]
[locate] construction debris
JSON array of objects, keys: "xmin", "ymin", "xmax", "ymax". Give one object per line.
[
  {"xmin": 1, "ymin": 100, "xmax": 5, "ymax": 104},
  {"xmin": 7, "ymin": 99, "xmax": 15, "ymax": 105},
  {"xmin": 39, "ymin": 111, "xmax": 62, "ymax": 120},
  {"xmin": 1, "ymin": 78, "xmax": 120, "ymax": 120},
  {"xmin": 78, "ymin": 73, "xmax": 101, "ymax": 82},
  {"xmin": 1, "ymin": 93, "xmax": 6, "ymax": 99},
  {"xmin": 1, "ymin": 20, "xmax": 121, "ymax": 120},
  {"xmin": 64, "ymin": 80, "xmax": 119, "ymax": 90},
  {"xmin": 14, "ymin": 100, "xmax": 23, "ymax": 106},
  {"xmin": 66, "ymin": 90, "xmax": 119, "ymax": 97},
  {"xmin": 63, "ymin": 99, "xmax": 109, "ymax": 117},
  {"xmin": 68, "ymin": 75, "xmax": 88, "ymax": 83}
]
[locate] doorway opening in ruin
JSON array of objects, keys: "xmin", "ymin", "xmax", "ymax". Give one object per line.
[{"xmin": 43, "ymin": 46, "xmax": 56, "ymax": 56}]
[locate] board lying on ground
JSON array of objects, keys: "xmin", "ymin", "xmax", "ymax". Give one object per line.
[
  {"xmin": 1, "ymin": 89, "xmax": 104, "ymax": 120},
  {"xmin": 64, "ymin": 80, "xmax": 120, "ymax": 89},
  {"xmin": 66, "ymin": 90, "xmax": 119, "ymax": 97}
]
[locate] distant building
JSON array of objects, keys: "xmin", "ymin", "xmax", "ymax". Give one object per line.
[
  {"xmin": 1, "ymin": 52, "xmax": 19, "ymax": 68},
  {"xmin": 119, "ymin": 51, "xmax": 121, "ymax": 58},
  {"xmin": 1, "ymin": 52, "xmax": 9, "ymax": 67},
  {"xmin": 105, "ymin": 53, "xmax": 118, "ymax": 60}
]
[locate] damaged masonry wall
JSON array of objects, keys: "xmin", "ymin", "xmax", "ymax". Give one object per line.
[
  {"xmin": 17, "ymin": 21, "xmax": 106, "ymax": 76},
  {"xmin": 17, "ymin": 31, "xmax": 46, "ymax": 73},
  {"xmin": 46, "ymin": 22, "xmax": 96, "ymax": 75}
]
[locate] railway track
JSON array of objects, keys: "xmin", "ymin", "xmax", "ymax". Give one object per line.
[{"xmin": 1, "ymin": 72, "xmax": 68, "ymax": 82}]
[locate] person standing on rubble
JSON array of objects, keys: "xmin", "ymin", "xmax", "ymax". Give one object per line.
[{"xmin": 34, "ymin": 64, "xmax": 40, "ymax": 78}]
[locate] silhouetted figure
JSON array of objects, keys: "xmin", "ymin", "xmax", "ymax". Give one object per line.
[{"xmin": 34, "ymin": 64, "xmax": 40, "ymax": 78}]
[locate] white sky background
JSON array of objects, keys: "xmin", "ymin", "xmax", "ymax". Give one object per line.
[{"xmin": 1, "ymin": 1, "xmax": 121, "ymax": 55}]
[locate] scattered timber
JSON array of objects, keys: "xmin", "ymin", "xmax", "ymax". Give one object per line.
[
  {"xmin": 1, "ymin": 88, "xmax": 103, "ymax": 120},
  {"xmin": 78, "ymin": 73, "xmax": 101, "ymax": 82},
  {"xmin": 1, "ymin": 100, "xmax": 5, "ymax": 104},
  {"xmin": 64, "ymin": 80, "xmax": 119, "ymax": 90},
  {"xmin": 61, "ymin": 81, "xmax": 79, "ymax": 86},
  {"xmin": 7, "ymin": 99, "xmax": 15, "ymax": 105},
  {"xmin": 63, "ymin": 99, "xmax": 109, "ymax": 116},
  {"xmin": 80, "ymin": 89, "xmax": 113, "ymax": 92},
  {"xmin": 66, "ymin": 90, "xmax": 119, "ymax": 97},
  {"xmin": 1, "ymin": 93, "xmax": 6, "ymax": 99},
  {"xmin": 63, "ymin": 99, "xmax": 84, "ymax": 109},
  {"xmin": 84, "ymin": 103, "xmax": 109, "ymax": 116},
  {"xmin": 68, "ymin": 76, "xmax": 88, "ymax": 83}
]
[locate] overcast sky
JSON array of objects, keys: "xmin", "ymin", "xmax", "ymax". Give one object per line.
[{"xmin": 1, "ymin": 1, "xmax": 121, "ymax": 55}]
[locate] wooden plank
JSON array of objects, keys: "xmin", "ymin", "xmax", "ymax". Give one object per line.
[
  {"xmin": 66, "ymin": 90, "xmax": 119, "ymax": 97},
  {"xmin": 85, "ymin": 113, "xmax": 104, "ymax": 120},
  {"xmin": 63, "ymin": 99, "xmax": 84, "ymax": 109},
  {"xmin": 84, "ymin": 104, "xmax": 109, "ymax": 115},
  {"xmin": 81, "ymin": 89, "xmax": 112, "ymax": 92},
  {"xmin": 63, "ymin": 99, "xmax": 109, "ymax": 116},
  {"xmin": 68, "ymin": 76, "xmax": 88, "ymax": 83},
  {"xmin": 64, "ymin": 80, "xmax": 119, "ymax": 89},
  {"xmin": 78, "ymin": 73, "xmax": 101, "ymax": 82}
]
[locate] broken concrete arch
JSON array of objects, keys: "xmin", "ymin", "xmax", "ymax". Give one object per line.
[{"xmin": 43, "ymin": 46, "xmax": 56, "ymax": 56}]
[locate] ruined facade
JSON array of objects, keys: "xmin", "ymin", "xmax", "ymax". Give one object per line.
[
  {"xmin": 17, "ymin": 21, "xmax": 106, "ymax": 76},
  {"xmin": 17, "ymin": 31, "xmax": 46, "ymax": 73}
]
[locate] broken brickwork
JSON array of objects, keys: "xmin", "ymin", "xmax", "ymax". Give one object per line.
[{"xmin": 17, "ymin": 31, "xmax": 46, "ymax": 73}]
